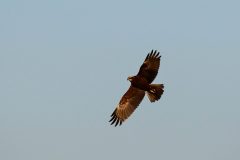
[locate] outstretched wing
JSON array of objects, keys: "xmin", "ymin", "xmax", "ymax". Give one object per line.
[
  {"xmin": 137, "ymin": 50, "xmax": 161, "ymax": 83},
  {"xmin": 109, "ymin": 86, "xmax": 145, "ymax": 126}
]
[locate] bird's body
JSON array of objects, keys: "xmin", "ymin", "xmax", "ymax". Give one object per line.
[
  {"xmin": 128, "ymin": 76, "xmax": 150, "ymax": 91},
  {"xmin": 109, "ymin": 50, "xmax": 164, "ymax": 126}
]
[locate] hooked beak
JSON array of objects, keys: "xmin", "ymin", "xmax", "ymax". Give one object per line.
[{"xmin": 127, "ymin": 76, "xmax": 133, "ymax": 81}]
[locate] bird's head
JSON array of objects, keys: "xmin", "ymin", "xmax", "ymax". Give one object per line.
[{"xmin": 127, "ymin": 76, "xmax": 134, "ymax": 82}]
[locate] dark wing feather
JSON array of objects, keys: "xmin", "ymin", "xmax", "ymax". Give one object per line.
[
  {"xmin": 109, "ymin": 86, "xmax": 145, "ymax": 126},
  {"xmin": 137, "ymin": 50, "xmax": 161, "ymax": 83}
]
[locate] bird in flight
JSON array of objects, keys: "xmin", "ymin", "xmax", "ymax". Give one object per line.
[{"xmin": 109, "ymin": 50, "xmax": 164, "ymax": 126}]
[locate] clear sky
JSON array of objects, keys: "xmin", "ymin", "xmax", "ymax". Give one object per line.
[{"xmin": 1, "ymin": 0, "xmax": 240, "ymax": 160}]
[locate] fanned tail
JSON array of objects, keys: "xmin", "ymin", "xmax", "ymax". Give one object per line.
[{"xmin": 147, "ymin": 84, "xmax": 164, "ymax": 102}]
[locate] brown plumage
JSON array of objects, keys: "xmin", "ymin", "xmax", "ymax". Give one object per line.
[{"xmin": 109, "ymin": 50, "xmax": 164, "ymax": 126}]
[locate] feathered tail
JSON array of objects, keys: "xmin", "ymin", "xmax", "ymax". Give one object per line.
[{"xmin": 147, "ymin": 84, "xmax": 164, "ymax": 102}]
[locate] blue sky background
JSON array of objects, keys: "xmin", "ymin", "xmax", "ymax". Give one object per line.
[{"xmin": 1, "ymin": 0, "xmax": 240, "ymax": 159}]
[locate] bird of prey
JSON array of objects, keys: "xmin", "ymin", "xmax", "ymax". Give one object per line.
[{"xmin": 109, "ymin": 50, "xmax": 164, "ymax": 126}]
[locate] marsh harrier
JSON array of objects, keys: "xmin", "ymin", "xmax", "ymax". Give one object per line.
[{"xmin": 109, "ymin": 50, "xmax": 164, "ymax": 126}]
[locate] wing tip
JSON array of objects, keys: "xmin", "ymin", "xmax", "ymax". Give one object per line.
[
  {"xmin": 146, "ymin": 50, "xmax": 161, "ymax": 60},
  {"xmin": 109, "ymin": 109, "xmax": 123, "ymax": 127}
]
